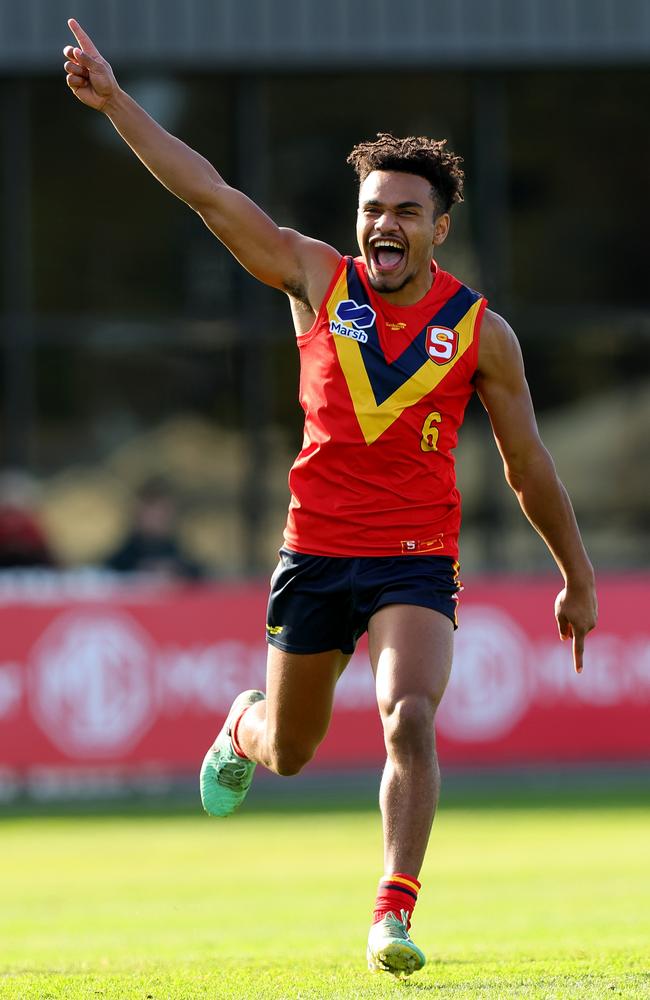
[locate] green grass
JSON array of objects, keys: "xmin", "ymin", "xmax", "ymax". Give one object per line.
[{"xmin": 1, "ymin": 783, "xmax": 649, "ymax": 998}]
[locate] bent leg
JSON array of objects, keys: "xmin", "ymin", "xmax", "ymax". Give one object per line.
[
  {"xmin": 236, "ymin": 645, "xmax": 349, "ymax": 776},
  {"xmin": 369, "ymin": 604, "xmax": 453, "ymax": 876}
]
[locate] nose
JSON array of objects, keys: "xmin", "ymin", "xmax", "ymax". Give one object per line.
[{"xmin": 373, "ymin": 211, "xmax": 398, "ymax": 231}]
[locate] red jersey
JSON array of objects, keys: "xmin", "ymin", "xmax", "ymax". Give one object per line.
[{"xmin": 284, "ymin": 255, "xmax": 487, "ymax": 559}]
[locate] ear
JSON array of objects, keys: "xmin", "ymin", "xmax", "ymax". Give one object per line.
[{"xmin": 433, "ymin": 213, "xmax": 450, "ymax": 246}]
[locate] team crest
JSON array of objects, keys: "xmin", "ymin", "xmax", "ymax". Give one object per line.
[{"xmin": 426, "ymin": 326, "xmax": 459, "ymax": 365}]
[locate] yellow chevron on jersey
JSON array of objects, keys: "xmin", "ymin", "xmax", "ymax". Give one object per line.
[{"xmin": 326, "ymin": 268, "xmax": 484, "ymax": 445}]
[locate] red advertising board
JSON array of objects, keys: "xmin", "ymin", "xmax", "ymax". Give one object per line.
[{"xmin": 0, "ymin": 574, "xmax": 648, "ymax": 789}]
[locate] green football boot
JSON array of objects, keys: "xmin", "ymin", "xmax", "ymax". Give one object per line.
[
  {"xmin": 199, "ymin": 689, "xmax": 265, "ymax": 817},
  {"xmin": 367, "ymin": 910, "xmax": 426, "ymax": 979}
]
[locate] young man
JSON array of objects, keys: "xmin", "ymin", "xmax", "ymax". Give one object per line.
[{"xmin": 64, "ymin": 19, "xmax": 597, "ymax": 980}]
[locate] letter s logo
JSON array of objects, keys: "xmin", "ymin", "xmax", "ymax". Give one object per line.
[{"xmin": 426, "ymin": 326, "xmax": 458, "ymax": 365}]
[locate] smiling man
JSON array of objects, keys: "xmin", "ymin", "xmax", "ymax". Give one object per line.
[{"xmin": 64, "ymin": 19, "xmax": 597, "ymax": 980}]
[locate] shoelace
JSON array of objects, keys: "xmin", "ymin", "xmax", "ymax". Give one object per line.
[
  {"xmin": 217, "ymin": 758, "xmax": 251, "ymax": 791},
  {"xmin": 382, "ymin": 910, "xmax": 410, "ymax": 939}
]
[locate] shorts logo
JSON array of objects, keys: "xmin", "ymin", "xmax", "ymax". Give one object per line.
[
  {"xmin": 266, "ymin": 624, "xmax": 284, "ymax": 636},
  {"xmin": 400, "ymin": 535, "xmax": 444, "ymax": 554},
  {"xmin": 330, "ymin": 299, "xmax": 376, "ymax": 343},
  {"xmin": 426, "ymin": 326, "xmax": 459, "ymax": 365}
]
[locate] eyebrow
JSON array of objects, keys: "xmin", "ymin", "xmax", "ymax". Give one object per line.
[{"xmin": 361, "ymin": 199, "xmax": 424, "ymax": 210}]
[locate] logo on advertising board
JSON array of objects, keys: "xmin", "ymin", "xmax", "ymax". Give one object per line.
[
  {"xmin": 426, "ymin": 325, "xmax": 459, "ymax": 365},
  {"xmin": 437, "ymin": 607, "xmax": 531, "ymax": 741},
  {"xmin": 27, "ymin": 611, "xmax": 155, "ymax": 758}
]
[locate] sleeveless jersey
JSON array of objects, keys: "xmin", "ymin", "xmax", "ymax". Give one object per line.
[{"xmin": 283, "ymin": 255, "xmax": 487, "ymax": 559}]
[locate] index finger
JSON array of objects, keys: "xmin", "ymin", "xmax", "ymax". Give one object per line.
[
  {"xmin": 68, "ymin": 18, "xmax": 101, "ymax": 57},
  {"xmin": 572, "ymin": 630, "xmax": 585, "ymax": 675}
]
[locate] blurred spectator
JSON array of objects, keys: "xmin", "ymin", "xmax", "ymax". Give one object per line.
[
  {"xmin": 104, "ymin": 475, "xmax": 202, "ymax": 580},
  {"xmin": 0, "ymin": 469, "xmax": 56, "ymax": 569}
]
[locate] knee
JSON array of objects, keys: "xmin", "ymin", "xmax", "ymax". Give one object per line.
[
  {"xmin": 381, "ymin": 694, "xmax": 437, "ymax": 757},
  {"xmin": 268, "ymin": 738, "xmax": 316, "ymax": 777}
]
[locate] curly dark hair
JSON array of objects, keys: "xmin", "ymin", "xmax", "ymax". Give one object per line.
[{"xmin": 347, "ymin": 133, "xmax": 464, "ymax": 216}]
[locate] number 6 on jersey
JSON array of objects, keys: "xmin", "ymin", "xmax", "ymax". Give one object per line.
[{"xmin": 420, "ymin": 411, "xmax": 441, "ymax": 452}]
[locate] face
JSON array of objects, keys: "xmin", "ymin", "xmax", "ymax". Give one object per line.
[{"xmin": 356, "ymin": 170, "xmax": 450, "ymax": 303}]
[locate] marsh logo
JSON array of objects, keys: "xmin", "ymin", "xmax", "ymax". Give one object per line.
[
  {"xmin": 27, "ymin": 611, "xmax": 155, "ymax": 757},
  {"xmin": 330, "ymin": 299, "xmax": 376, "ymax": 342},
  {"xmin": 437, "ymin": 607, "xmax": 531, "ymax": 741}
]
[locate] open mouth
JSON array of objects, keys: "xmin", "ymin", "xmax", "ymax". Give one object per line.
[{"xmin": 369, "ymin": 239, "xmax": 406, "ymax": 274}]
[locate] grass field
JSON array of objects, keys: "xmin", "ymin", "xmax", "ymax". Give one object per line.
[{"xmin": 1, "ymin": 779, "xmax": 649, "ymax": 999}]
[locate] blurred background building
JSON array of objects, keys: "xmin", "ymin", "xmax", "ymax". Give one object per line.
[{"xmin": 1, "ymin": 0, "xmax": 649, "ymax": 578}]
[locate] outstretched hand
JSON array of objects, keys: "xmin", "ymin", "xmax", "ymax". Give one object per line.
[
  {"xmin": 63, "ymin": 18, "xmax": 118, "ymax": 111},
  {"xmin": 554, "ymin": 581, "xmax": 598, "ymax": 674}
]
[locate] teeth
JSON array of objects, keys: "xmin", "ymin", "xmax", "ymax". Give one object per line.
[{"xmin": 372, "ymin": 240, "xmax": 404, "ymax": 250}]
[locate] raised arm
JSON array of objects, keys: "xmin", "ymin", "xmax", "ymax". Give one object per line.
[
  {"xmin": 63, "ymin": 19, "xmax": 340, "ymax": 309},
  {"xmin": 475, "ymin": 309, "xmax": 597, "ymax": 673}
]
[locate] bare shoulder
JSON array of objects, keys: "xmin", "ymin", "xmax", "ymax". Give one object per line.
[
  {"xmin": 280, "ymin": 229, "xmax": 342, "ymax": 310},
  {"xmin": 477, "ymin": 308, "xmax": 525, "ymax": 382}
]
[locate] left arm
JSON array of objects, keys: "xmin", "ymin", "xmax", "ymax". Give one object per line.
[{"xmin": 475, "ymin": 309, "xmax": 597, "ymax": 673}]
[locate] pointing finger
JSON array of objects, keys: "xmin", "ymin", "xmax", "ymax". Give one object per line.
[
  {"xmin": 68, "ymin": 18, "xmax": 101, "ymax": 57},
  {"xmin": 573, "ymin": 630, "xmax": 585, "ymax": 674}
]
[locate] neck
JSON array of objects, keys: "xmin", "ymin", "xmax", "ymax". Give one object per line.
[{"xmin": 371, "ymin": 263, "xmax": 435, "ymax": 306}]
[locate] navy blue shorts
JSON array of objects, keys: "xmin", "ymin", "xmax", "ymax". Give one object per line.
[{"xmin": 266, "ymin": 548, "xmax": 461, "ymax": 655}]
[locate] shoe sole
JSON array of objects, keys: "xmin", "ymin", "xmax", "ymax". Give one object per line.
[{"xmin": 367, "ymin": 940, "xmax": 426, "ymax": 978}]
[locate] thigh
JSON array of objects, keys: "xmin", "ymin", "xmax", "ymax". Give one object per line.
[
  {"xmin": 264, "ymin": 644, "xmax": 351, "ymax": 751},
  {"xmin": 368, "ymin": 603, "xmax": 454, "ymax": 712}
]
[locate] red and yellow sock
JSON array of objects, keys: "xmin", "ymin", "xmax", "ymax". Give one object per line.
[{"xmin": 373, "ymin": 872, "xmax": 421, "ymax": 929}]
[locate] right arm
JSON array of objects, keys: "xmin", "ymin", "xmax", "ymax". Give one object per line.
[
  {"xmin": 475, "ymin": 310, "xmax": 597, "ymax": 673},
  {"xmin": 63, "ymin": 19, "xmax": 340, "ymax": 309}
]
